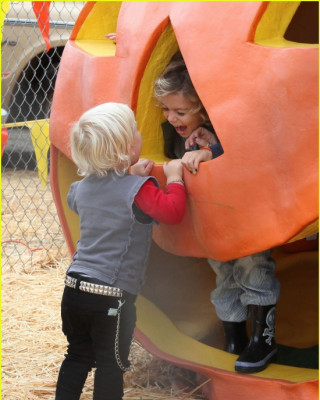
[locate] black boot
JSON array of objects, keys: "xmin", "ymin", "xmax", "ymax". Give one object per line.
[
  {"xmin": 222, "ymin": 321, "xmax": 248, "ymax": 355},
  {"xmin": 235, "ymin": 305, "xmax": 277, "ymax": 373}
]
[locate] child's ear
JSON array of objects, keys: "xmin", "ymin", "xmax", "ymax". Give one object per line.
[{"xmin": 126, "ymin": 143, "xmax": 135, "ymax": 159}]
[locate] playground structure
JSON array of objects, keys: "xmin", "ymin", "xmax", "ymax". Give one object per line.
[{"xmin": 49, "ymin": 2, "xmax": 318, "ymax": 399}]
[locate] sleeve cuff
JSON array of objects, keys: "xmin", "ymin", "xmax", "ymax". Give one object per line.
[{"xmin": 209, "ymin": 143, "xmax": 224, "ymax": 159}]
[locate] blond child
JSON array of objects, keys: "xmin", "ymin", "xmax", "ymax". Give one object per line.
[{"xmin": 55, "ymin": 103, "xmax": 187, "ymax": 399}]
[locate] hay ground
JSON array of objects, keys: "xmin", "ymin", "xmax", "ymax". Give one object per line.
[{"xmin": 2, "ymin": 170, "xmax": 207, "ymax": 399}]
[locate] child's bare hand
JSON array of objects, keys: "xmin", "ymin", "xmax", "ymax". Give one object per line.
[
  {"xmin": 130, "ymin": 158, "xmax": 154, "ymax": 176},
  {"xmin": 163, "ymin": 159, "xmax": 183, "ymax": 180},
  {"xmin": 185, "ymin": 127, "xmax": 218, "ymax": 150},
  {"xmin": 105, "ymin": 33, "xmax": 116, "ymax": 41},
  {"xmin": 182, "ymin": 149, "xmax": 212, "ymax": 174}
]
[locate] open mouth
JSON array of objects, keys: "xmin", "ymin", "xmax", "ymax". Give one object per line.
[{"xmin": 175, "ymin": 126, "xmax": 187, "ymax": 136}]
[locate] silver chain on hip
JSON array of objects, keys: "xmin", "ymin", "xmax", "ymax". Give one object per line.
[{"xmin": 114, "ymin": 299, "xmax": 134, "ymax": 372}]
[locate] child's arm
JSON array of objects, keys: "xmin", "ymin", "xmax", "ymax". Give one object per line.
[
  {"xmin": 134, "ymin": 159, "xmax": 187, "ymax": 224},
  {"xmin": 163, "ymin": 159, "xmax": 184, "ymax": 185},
  {"xmin": 183, "ymin": 127, "xmax": 224, "ymax": 174},
  {"xmin": 181, "ymin": 149, "xmax": 213, "ymax": 174}
]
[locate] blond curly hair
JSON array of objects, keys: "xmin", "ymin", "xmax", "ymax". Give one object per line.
[{"xmin": 70, "ymin": 103, "xmax": 137, "ymax": 177}]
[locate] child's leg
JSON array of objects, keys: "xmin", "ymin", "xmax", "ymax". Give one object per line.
[
  {"xmin": 56, "ymin": 358, "xmax": 91, "ymax": 400},
  {"xmin": 232, "ymin": 250, "xmax": 280, "ymax": 307},
  {"xmin": 232, "ymin": 250, "xmax": 280, "ymax": 373},
  {"xmin": 56, "ymin": 288, "xmax": 96, "ymax": 399},
  {"xmin": 208, "ymin": 259, "xmax": 248, "ymax": 322},
  {"xmin": 208, "ymin": 259, "xmax": 249, "ymax": 354},
  {"xmin": 92, "ymin": 293, "xmax": 137, "ymax": 400}
]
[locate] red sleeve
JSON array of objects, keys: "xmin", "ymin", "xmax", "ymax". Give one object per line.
[{"xmin": 134, "ymin": 180, "xmax": 187, "ymax": 224}]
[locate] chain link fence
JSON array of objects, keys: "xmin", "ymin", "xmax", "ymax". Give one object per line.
[{"xmin": 1, "ymin": 2, "xmax": 84, "ymax": 268}]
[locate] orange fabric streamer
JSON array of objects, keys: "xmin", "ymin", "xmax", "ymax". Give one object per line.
[{"xmin": 32, "ymin": 2, "xmax": 51, "ymax": 52}]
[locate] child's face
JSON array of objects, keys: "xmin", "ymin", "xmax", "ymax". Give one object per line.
[{"xmin": 159, "ymin": 93, "xmax": 203, "ymax": 138}]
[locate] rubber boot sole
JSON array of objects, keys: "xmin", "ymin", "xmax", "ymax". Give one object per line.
[{"xmin": 235, "ymin": 348, "xmax": 277, "ymax": 374}]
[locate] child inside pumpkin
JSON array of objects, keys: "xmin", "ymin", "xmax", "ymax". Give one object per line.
[{"xmin": 154, "ymin": 52, "xmax": 280, "ymax": 374}]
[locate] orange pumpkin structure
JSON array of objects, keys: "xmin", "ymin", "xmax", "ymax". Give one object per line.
[{"xmin": 49, "ymin": 2, "xmax": 318, "ymax": 400}]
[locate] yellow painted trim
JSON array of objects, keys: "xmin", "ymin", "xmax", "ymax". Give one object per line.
[
  {"xmin": 57, "ymin": 152, "xmax": 81, "ymax": 248},
  {"xmin": 254, "ymin": 2, "xmax": 317, "ymax": 48},
  {"xmin": 255, "ymin": 2, "xmax": 300, "ymax": 44},
  {"xmin": 136, "ymin": 23, "xmax": 179, "ymax": 162},
  {"xmin": 73, "ymin": 1, "xmax": 120, "ymax": 56},
  {"xmin": 136, "ymin": 295, "xmax": 318, "ymax": 383},
  {"xmin": 255, "ymin": 38, "xmax": 316, "ymax": 48},
  {"xmin": 75, "ymin": 2, "xmax": 121, "ymax": 41},
  {"xmin": 73, "ymin": 40, "xmax": 116, "ymax": 57},
  {"xmin": 288, "ymin": 220, "xmax": 319, "ymax": 242}
]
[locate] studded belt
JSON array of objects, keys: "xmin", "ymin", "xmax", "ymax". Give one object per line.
[{"xmin": 65, "ymin": 275, "xmax": 123, "ymax": 298}]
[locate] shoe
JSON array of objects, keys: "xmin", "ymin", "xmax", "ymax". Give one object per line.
[
  {"xmin": 235, "ymin": 305, "xmax": 277, "ymax": 373},
  {"xmin": 222, "ymin": 321, "xmax": 248, "ymax": 355}
]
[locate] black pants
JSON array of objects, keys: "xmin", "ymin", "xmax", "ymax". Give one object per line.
[{"xmin": 55, "ymin": 282, "xmax": 136, "ymax": 400}]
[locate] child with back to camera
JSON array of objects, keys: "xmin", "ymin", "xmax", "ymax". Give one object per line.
[
  {"xmin": 154, "ymin": 53, "xmax": 280, "ymax": 374},
  {"xmin": 55, "ymin": 102, "xmax": 187, "ymax": 400}
]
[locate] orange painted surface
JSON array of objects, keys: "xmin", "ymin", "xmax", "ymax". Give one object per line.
[
  {"xmin": 49, "ymin": 3, "xmax": 318, "ymax": 398},
  {"xmin": 50, "ymin": 2, "xmax": 318, "ymax": 261},
  {"xmin": 135, "ymin": 328, "xmax": 318, "ymax": 400}
]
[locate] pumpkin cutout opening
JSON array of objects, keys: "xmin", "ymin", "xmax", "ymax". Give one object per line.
[
  {"xmin": 253, "ymin": 2, "xmax": 318, "ymax": 47},
  {"xmin": 135, "ymin": 22, "xmax": 224, "ymax": 165},
  {"xmin": 135, "ymin": 23, "xmax": 178, "ymax": 163},
  {"xmin": 49, "ymin": 2, "xmax": 318, "ymax": 398},
  {"xmin": 71, "ymin": 1, "xmax": 120, "ymax": 56}
]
